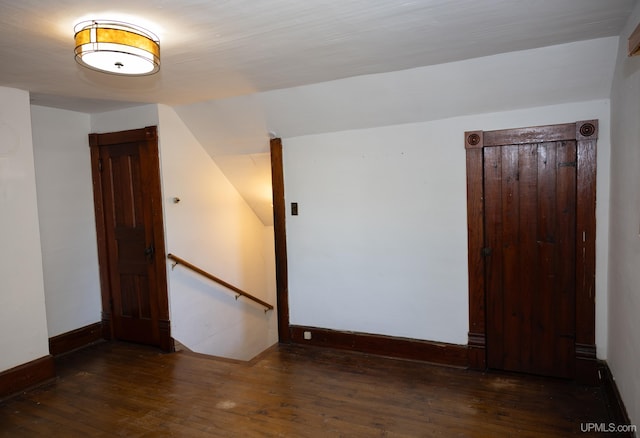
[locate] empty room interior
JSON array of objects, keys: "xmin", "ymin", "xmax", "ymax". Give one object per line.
[{"xmin": 1, "ymin": 0, "xmax": 639, "ymax": 436}]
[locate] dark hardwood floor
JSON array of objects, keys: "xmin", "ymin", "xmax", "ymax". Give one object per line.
[{"xmin": 0, "ymin": 341, "xmax": 619, "ymax": 437}]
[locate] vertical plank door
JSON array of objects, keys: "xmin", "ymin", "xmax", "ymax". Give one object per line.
[
  {"xmin": 465, "ymin": 121, "xmax": 597, "ymax": 382},
  {"xmin": 484, "ymin": 141, "xmax": 576, "ymax": 378}
]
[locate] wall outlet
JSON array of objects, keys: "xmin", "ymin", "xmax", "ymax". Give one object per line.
[{"xmin": 303, "ymin": 331, "xmax": 312, "ymax": 340}]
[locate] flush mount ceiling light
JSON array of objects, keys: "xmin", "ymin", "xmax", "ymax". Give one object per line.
[{"xmin": 74, "ymin": 20, "xmax": 160, "ymax": 75}]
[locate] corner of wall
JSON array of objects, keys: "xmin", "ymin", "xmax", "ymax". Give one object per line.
[
  {"xmin": 606, "ymin": 1, "xmax": 640, "ymax": 427},
  {"xmin": 0, "ymin": 87, "xmax": 50, "ymax": 372}
]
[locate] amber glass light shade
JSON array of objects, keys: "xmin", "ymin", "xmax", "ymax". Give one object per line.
[{"xmin": 74, "ymin": 20, "xmax": 160, "ymax": 75}]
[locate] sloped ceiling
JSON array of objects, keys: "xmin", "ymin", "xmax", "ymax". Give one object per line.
[
  {"xmin": 175, "ymin": 37, "xmax": 620, "ymax": 155},
  {"xmin": 174, "ymin": 37, "xmax": 620, "ymax": 224},
  {"xmin": 0, "ymin": 0, "xmax": 635, "ymax": 225}
]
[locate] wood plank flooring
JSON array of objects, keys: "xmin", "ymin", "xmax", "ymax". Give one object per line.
[{"xmin": 0, "ymin": 341, "xmax": 618, "ymax": 437}]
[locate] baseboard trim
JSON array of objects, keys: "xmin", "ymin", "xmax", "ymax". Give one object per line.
[
  {"xmin": 576, "ymin": 342, "xmax": 599, "ymax": 385},
  {"xmin": 599, "ymin": 362, "xmax": 635, "ymax": 437},
  {"xmin": 290, "ymin": 325, "xmax": 468, "ymax": 367},
  {"xmin": 467, "ymin": 331, "xmax": 486, "ymax": 369},
  {"xmin": 0, "ymin": 355, "xmax": 56, "ymax": 400},
  {"xmin": 49, "ymin": 322, "xmax": 103, "ymax": 356}
]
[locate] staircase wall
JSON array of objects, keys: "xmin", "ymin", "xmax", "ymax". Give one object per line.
[{"xmin": 158, "ymin": 105, "xmax": 277, "ymax": 361}]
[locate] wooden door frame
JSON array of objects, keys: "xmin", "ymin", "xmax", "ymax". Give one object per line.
[
  {"xmin": 464, "ymin": 120, "xmax": 598, "ymax": 383},
  {"xmin": 270, "ymin": 137, "xmax": 291, "ymax": 342},
  {"xmin": 89, "ymin": 126, "xmax": 172, "ymax": 351}
]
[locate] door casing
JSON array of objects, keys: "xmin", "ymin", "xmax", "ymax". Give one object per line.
[
  {"xmin": 270, "ymin": 137, "xmax": 291, "ymax": 342},
  {"xmin": 464, "ymin": 120, "xmax": 598, "ymax": 383}
]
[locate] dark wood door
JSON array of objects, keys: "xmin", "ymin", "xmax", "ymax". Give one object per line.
[
  {"xmin": 484, "ymin": 140, "xmax": 576, "ymax": 378},
  {"xmin": 89, "ymin": 127, "xmax": 171, "ymax": 350},
  {"xmin": 464, "ymin": 121, "xmax": 598, "ymax": 383}
]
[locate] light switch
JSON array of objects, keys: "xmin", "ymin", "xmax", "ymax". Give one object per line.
[{"xmin": 291, "ymin": 202, "xmax": 298, "ymax": 216}]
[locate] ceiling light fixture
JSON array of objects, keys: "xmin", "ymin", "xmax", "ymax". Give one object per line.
[{"xmin": 74, "ymin": 20, "xmax": 160, "ymax": 75}]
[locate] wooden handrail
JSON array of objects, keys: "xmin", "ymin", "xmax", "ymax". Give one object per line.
[{"xmin": 167, "ymin": 253, "xmax": 274, "ymax": 311}]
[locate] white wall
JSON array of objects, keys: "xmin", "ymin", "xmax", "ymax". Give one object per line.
[
  {"xmin": 608, "ymin": 2, "xmax": 640, "ymax": 426},
  {"xmin": 31, "ymin": 105, "xmax": 101, "ymax": 337},
  {"xmin": 0, "ymin": 87, "xmax": 49, "ymax": 371},
  {"xmin": 284, "ymin": 100, "xmax": 610, "ymax": 353},
  {"xmin": 158, "ymin": 105, "xmax": 277, "ymax": 360},
  {"xmin": 90, "ymin": 104, "xmax": 159, "ymax": 133}
]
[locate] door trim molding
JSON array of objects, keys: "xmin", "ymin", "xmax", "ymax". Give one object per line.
[
  {"xmin": 89, "ymin": 135, "xmax": 112, "ymax": 340},
  {"xmin": 464, "ymin": 120, "xmax": 598, "ymax": 383},
  {"xmin": 270, "ymin": 138, "xmax": 291, "ymax": 342}
]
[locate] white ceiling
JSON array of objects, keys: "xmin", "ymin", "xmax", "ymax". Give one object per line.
[
  {"xmin": 0, "ymin": 0, "xmax": 635, "ymax": 112},
  {"xmin": 1, "ymin": 0, "xmax": 636, "ymax": 226}
]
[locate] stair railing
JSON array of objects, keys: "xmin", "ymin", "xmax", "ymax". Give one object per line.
[{"xmin": 167, "ymin": 253, "xmax": 274, "ymax": 312}]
